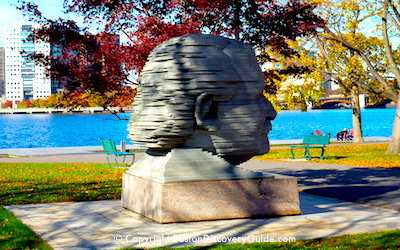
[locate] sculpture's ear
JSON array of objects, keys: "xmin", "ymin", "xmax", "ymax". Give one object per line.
[{"xmin": 195, "ymin": 93, "xmax": 219, "ymax": 132}]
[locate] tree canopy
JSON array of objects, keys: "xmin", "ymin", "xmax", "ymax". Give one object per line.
[
  {"xmin": 310, "ymin": 0, "xmax": 400, "ymax": 153},
  {"xmin": 17, "ymin": 0, "xmax": 325, "ymax": 95}
]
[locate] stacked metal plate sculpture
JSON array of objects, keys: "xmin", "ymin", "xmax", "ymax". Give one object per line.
[{"xmin": 123, "ymin": 34, "xmax": 300, "ymax": 223}]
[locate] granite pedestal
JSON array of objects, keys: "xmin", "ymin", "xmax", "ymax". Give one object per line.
[{"xmin": 122, "ymin": 149, "xmax": 300, "ymax": 223}]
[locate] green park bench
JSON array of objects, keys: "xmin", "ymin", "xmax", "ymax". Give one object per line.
[
  {"xmin": 99, "ymin": 138, "xmax": 135, "ymax": 167},
  {"xmin": 289, "ymin": 134, "xmax": 331, "ymax": 161}
]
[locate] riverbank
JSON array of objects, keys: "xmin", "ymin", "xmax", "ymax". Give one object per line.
[
  {"xmin": 0, "ymin": 107, "xmax": 129, "ymax": 114},
  {"xmin": 0, "ymin": 137, "xmax": 390, "ymax": 158}
]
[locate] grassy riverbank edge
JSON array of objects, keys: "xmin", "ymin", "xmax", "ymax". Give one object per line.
[{"xmin": 258, "ymin": 143, "xmax": 400, "ymax": 168}]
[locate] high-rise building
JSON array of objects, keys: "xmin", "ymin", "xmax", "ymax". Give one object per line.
[
  {"xmin": 4, "ymin": 24, "xmax": 56, "ymax": 106},
  {"xmin": 0, "ymin": 47, "xmax": 5, "ymax": 98}
]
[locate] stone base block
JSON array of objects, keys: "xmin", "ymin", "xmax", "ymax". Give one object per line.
[{"xmin": 122, "ymin": 173, "xmax": 300, "ymax": 223}]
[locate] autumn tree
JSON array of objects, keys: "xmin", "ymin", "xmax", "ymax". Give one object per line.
[
  {"xmin": 17, "ymin": 101, "xmax": 27, "ymax": 108},
  {"xmin": 18, "ymin": 14, "xmax": 132, "ymax": 93},
  {"xmin": 285, "ymin": 0, "xmax": 396, "ymax": 144},
  {"xmin": 287, "ymin": 31, "xmax": 380, "ymax": 143},
  {"xmin": 262, "ymin": 35, "xmax": 329, "ymax": 112},
  {"xmin": 26, "ymin": 99, "xmax": 33, "ymax": 108},
  {"xmin": 43, "ymin": 88, "xmax": 135, "ymax": 110},
  {"xmin": 263, "ymin": 62, "xmax": 326, "ymax": 111},
  {"xmin": 17, "ymin": 0, "xmax": 325, "ymax": 94},
  {"xmin": 314, "ymin": 0, "xmax": 387, "ymax": 143},
  {"xmin": 317, "ymin": 32, "xmax": 388, "ymax": 143},
  {"xmin": 4, "ymin": 100, "xmax": 13, "ymax": 108},
  {"xmin": 45, "ymin": 94, "xmax": 59, "ymax": 107},
  {"xmin": 37, "ymin": 98, "xmax": 48, "ymax": 107},
  {"xmin": 311, "ymin": 0, "xmax": 400, "ymax": 153},
  {"xmin": 59, "ymin": 0, "xmax": 325, "ymax": 67}
]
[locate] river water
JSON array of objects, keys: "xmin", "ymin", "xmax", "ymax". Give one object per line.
[{"xmin": 0, "ymin": 108, "xmax": 395, "ymax": 149}]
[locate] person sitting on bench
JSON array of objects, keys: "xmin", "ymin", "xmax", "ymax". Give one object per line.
[{"xmin": 336, "ymin": 128, "xmax": 348, "ymax": 141}]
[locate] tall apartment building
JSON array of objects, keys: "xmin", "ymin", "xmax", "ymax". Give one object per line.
[
  {"xmin": 4, "ymin": 24, "xmax": 56, "ymax": 106},
  {"xmin": 0, "ymin": 47, "xmax": 5, "ymax": 98}
]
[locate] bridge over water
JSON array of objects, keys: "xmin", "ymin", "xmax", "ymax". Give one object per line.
[{"xmin": 317, "ymin": 95, "xmax": 392, "ymax": 109}]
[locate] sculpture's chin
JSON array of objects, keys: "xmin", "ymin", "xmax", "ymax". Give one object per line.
[
  {"xmin": 221, "ymin": 154, "xmax": 255, "ymax": 166},
  {"xmin": 257, "ymin": 134, "xmax": 271, "ymax": 155},
  {"xmin": 258, "ymin": 142, "xmax": 270, "ymax": 155},
  {"xmin": 220, "ymin": 140, "xmax": 271, "ymax": 165}
]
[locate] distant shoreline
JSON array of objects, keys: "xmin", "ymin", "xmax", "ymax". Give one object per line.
[{"xmin": 0, "ymin": 107, "xmax": 133, "ymax": 114}]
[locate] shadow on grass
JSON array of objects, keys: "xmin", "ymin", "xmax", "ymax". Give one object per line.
[{"xmin": 322, "ymin": 156, "xmax": 347, "ymax": 160}]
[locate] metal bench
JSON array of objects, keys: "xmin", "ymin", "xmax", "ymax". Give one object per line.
[
  {"xmin": 99, "ymin": 138, "xmax": 135, "ymax": 167},
  {"xmin": 289, "ymin": 134, "xmax": 330, "ymax": 160}
]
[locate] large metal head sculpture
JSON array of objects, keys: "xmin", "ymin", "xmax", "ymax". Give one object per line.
[{"xmin": 128, "ymin": 34, "xmax": 276, "ymax": 165}]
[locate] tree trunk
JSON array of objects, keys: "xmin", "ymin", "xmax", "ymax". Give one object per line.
[
  {"xmin": 351, "ymin": 86, "xmax": 364, "ymax": 143},
  {"xmin": 386, "ymin": 95, "xmax": 400, "ymax": 154}
]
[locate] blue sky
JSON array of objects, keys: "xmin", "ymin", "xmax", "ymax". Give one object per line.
[{"xmin": 0, "ymin": 0, "xmax": 79, "ymax": 46}]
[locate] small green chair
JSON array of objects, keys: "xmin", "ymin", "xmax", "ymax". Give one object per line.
[{"xmin": 98, "ymin": 138, "xmax": 135, "ymax": 167}]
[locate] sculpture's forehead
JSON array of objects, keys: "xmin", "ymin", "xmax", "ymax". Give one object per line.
[
  {"xmin": 140, "ymin": 34, "xmax": 265, "ymax": 99},
  {"xmin": 150, "ymin": 34, "xmax": 256, "ymax": 65}
]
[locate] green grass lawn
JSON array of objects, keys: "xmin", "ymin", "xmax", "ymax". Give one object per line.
[
  {"xmin": 0, "ymin": 162, "xmax": 125, "ymax": 206},
  {"xmin": 1, "ymin": 146, "xmax": 400, "ymax": 249},
  {"xmin": 0, "ymin": 162, "xmax": 125, "ymax": 249},
  {"xmin": 256, "ymin": 143, "xmax": 400, "ymax": 168},
  {"xmin": 0, "ymin": 208, "xmax": 52, "ymax": 250}
]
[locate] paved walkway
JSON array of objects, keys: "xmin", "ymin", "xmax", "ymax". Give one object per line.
[
  {"xmin": 3, "ymin": 141, "xmax": 400, "ymax": 249},
  {"xmin": 6, "ymin": 193, "xmax": 400, "ymax": 249}
]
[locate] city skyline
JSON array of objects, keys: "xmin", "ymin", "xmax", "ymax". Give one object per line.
[{"xmin": 4, "ymin": 24, "xmax": 56, "ymax": 104}]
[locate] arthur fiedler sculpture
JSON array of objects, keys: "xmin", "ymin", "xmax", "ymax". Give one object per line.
[
  {"xmin": 128, "ymin": 33, "xmax": 276, "ymax": 165},
  {"xmin": 123, "ymin": 34, "xmax": 300, "ymax": 222}
]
